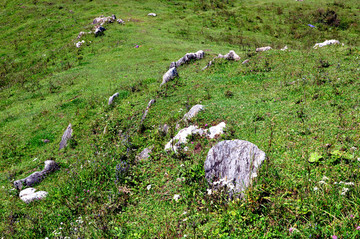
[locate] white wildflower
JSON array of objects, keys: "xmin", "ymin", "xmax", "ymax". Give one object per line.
[
  {"xmin": 182, "ymin": 211, "xmax": 187, "ymax": 215},
  {"xmin": 33, "ymin": 158, "xmax": 38, "ymax": 161},
  {"xmin": 207, "ymin": 189, "xmax": 212, "ymax": 195},
  {"xmin": 357, "ymin": 158, "xmax": 360, "ymax": 162},
  {"xmin": 180, "ymin": 164, "xmax": 184, "ymax": 167},
  {"xmin": 344, "ymin": 182, "xmax": 355, "ymax": 186},
  {"xmin": 173, "ymin": 194, "xmax": 180, "ymax": 201},
  {"xmin": 147, "ymin": 185, "xmax": 151, "ymax": 191},
  {"xmin": 318, "ymin": 180, "xmax": 327, "ymax": 185},
  {"xmin": 313, "ymin": 186, "xmax": 319, "ymax": 191},
  {"xmin": 322, "ymin": 176, "xmax": 329, "ymax": 181}
]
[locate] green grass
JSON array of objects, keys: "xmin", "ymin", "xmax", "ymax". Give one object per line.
[{"xmin": 0, "ymin": 0, "xmax": 360, "ymax": 238}]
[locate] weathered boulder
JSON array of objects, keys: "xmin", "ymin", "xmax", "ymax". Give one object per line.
[
  {"xmin": 140, "ymin": 99, "xmax": 156, "ymax": 124},
  {"xmin": 218, "ymin": 50, "xmax": 240, "ymax": 61},
  {"xmin": 169, "ymin": 50, "xmax": 205, "ymax": 68},
  {"xmin": 256, "ymin": 46, "xmax": 272, "ymax": 52},
  {"xmin": 108, "ymin": 92, "xmax": 120, "ymax": 105},
  {"xmin": 148, "ymin": 13, "xmax": 157, "ymax": 17},
  {"xmin": 136, "ymin": 146, "xmax": 154, "ymax": 161},
  {"xmin": 14, "ymin": 160, "xmax": 59, "ymax": 190},
  {"xmin": 313, "ymin": 39, "xmax": 340, "ymax": 49},
  {"xmin": 59, "ymin": 123, "xmax": 72, "ymax": 150},
  {"xmin": 204, "ymin": 140, "xmax": 266, "ymax": 197},
  {"xmin": 161, "ymin": 67, "xmax": 178, "ymax": 86},
  {"xmin": 183, "ymin": 105, "xmax": 204, "ymax": 122},
  {"xmin": 19, "ymin": 188, "xmax": 48, "ymax": 203}
]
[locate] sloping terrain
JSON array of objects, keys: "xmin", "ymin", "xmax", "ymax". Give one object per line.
[{"xmin": 0, "ymin": 0, "xmax": 359, "ymax": 238}]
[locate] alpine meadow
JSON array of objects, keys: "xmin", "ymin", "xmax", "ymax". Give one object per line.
[{"xmin": 0, "ymin": 0, "xmax": 359, "ymax": 238}]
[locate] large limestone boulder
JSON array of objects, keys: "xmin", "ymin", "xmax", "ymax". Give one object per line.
[
  {"xmin": 19, "ymin": 188, "xmax": 48, "ymax": 203},
  {"xmin": 204, "ymin": 140, "xmax": 266, "ymax": 197}
]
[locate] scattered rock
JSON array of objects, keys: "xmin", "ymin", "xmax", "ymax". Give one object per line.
[
  {"xmin": 42, "ymin": 139, "xmax": 50, "ymax": 143},
  {"xmin": 173, "ymin": 194, "xmax": 181, "ymax": 201},
  {"xmin": 158, "ymin": 124, "xmax": 170, "ymax": 136},
  {"xmin": 169, "ymin": 50, "xmax": 205, "ymax": 68},
  {"xmin": 148, "ymin": 13, "xmax": 157, "ymax": 17},
  {"xmin": 19, "ymin": 188, "xmax": 48, "ymax": 203},
  {"xmin": 313, "ymin": 39, "xmax": 340, "ymax": 49},
  {"xmin": 136, "ymin": 146, "xmax": 154, "ymax": 161},
  {"xmin": 208, "ymin": 122, "xmax": 226, "ymax": 139},
  {"xmin": 75, "ymin": 40, "xmax": 85, "ymax": 48},
  {"xmin": 281, "ymin": 45, "xmax": 288, "ymax": 51},
  {"xmin": 204, "ymin": 140, "xmax": 266, "ymax": 198},
  {"xmin": 256, "ymin": 46, "xmax": 272, "ymax": 52},
  {"xmin": 165, "ymin": 122, "xmax": 226, "ymax": 152},
  {"xmin": 92, "ymin": 15, "xmax": 116, "ymax": 25},
  {"xmin": 108, "ymin": 92, "xmax": 120, "ymax": 105},
  {"xmin": 141, "ymin": 99, "xmax": 156, "ymax": 124},
  {"xmin": 77, "ymin": 31, "xmax": 87, "ymax": 39},
  {"xmin": 59, "ymin": 123, "xmax": 72, "ymax": 150},
  {"xmin": 14, "ymin": 160, "xmax": 59, "ymax": 190},
  {"xmin": 117, "ymin": 19, "xmax": 125, "ymax": 24},
  {"xmin": 160, "ymin": 67, "xmax": 178, "ymax": 86},
  {"xmin": 242, "ymin": 59, "xmax": 250, "ymax": 64},
  {"xmin": 218, "ymin": 50, "xmax": 240, "ymax": 61},
  {"xmin": 94, "ymin": 26, "xmax": 106, "ymax": 36},
  {"xmin": 183, "ymin": 104, "xmax": 204, "ymax": 122}
]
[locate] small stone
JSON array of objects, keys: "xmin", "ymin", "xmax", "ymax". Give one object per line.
[
  {"xmin": 146, "ymin": 185, "xmax": 151, "ymax": 190},
  {"xmin": 117, "ymin": 19, "xmax": 125, "ymax": 24},
  {"xmin": 313, "ymin": 40, "xmax": 340, "ymax": 49},
  {"xmin": 59, "ymin": 123, "xmax": 72, "ymax": 150},
  {"xmin": 218, "ymin": 50, "xmax": 240, "ymax": 61},
  {"xmin": 148, "ymin": 13, "xmax": 157, "ymax": 17},
  {"xmin": 242, "ymin": 59, "xmax": 250, "ymax": 64},
  {"xmin": 256, "ymin": 46, "xmax": 272, "ymax": 52},
  {"xmin": 136, "ymin": 147, "xmax": 153, "ymax": 161},
  {"xmin": 183, "ymin": 105, "xmax": 204, "ymax": 122},
  {"xmin": 19, "ymin": 188, "xmax": 48, "ymax": 203},
  {"xmin": 108, "ymin": 92, "xmax": 120, "ymax": 105},
  {"xmin": 75, "ymin": 40, "xmax": 85, "ymax": 48},
  {"xmin": 160, "ymin": 67, "xmax": 178, "ymax": 86},
  {"xmin": 173, "ymin": 194, "xmax": 180, "ymax": 201}
]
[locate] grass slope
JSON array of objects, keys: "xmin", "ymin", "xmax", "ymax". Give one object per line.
[{"xmin": 0, "ymin": 0, "xmax": 359, "ymax": 238}]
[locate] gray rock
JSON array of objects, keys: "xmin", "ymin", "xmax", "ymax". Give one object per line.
[
  {"xmin": 59, "ymin": 123, "xmax": 72, "ymax": 150},
  {"xmin": 117, "ymin": 19, "xmax": 125, "ymax": 24},
  {"xmin": 204, "ymin": 140, "xmax": 266, "ymax": 198},
  {"xmin": 92, "ymin": 15, "xmax": 116, "ymax": 25},
  {"xmin": 218, "ymin": 50, "xmax": 240, "ymax": 61},
  {"xmin": 14, "ymin": 160, "xmax": 59, "ymax": 190},
  {"xmin": 158, "ymin": 123, "xmax": 169, "ymax": 136},
  {"xmin": 148, "ymin": 13, "xmax": 157, "ymax": 17},
  {"xmin": 136, "ymin": 146, "xmax": 153, "ymax": 161},
  {"xmin": 256, "ymin": 46, "xmax": 272, "ymax": 52},
  {"xmin": 140, "ymin": 99, "xmax": 156, "ymax": 124},
  {"xmin": 19, "ymin": 188, "xmax": 48, "ymax": 204},
  {"xmin": 77, "ymin": 31, "xmax": 87, "ymax": 39},
  {"xmin": 75, "ymin": 40, "xmax": 85, "ymax": 48},
  {"xmin": 108, "ymin": 92, "xmax": 120, "ymax": 105},
  {"xmin": 169, "ymin": 50, "xmax": 205, "ymax": 68},
  {"xmin": 94, "ymin": 26, "xmax": 106, "ymax": 36},
  {"xmin": 183, "ymin": 104, "xmax": 204, "ymax": 122},
  {"xmin": 242, "ymin": 59, "xmax": 250, "ymax": 64},
  {"xmin": 161, "ymin": 67, "xmax": 178, "ymax": 86}
]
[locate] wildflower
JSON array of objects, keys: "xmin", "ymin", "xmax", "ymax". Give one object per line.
[
  {"xmin": 205, "ymin": 124, "xmax": 208, "ymax": 127},
  {"xmin": 308, "ymin": 24, "xmax": 315, "ymax": 28},
  {"xmin": 76, "ymin": 196, "xmax": 78, "ymax": 199},
  {"xmin": 87, "ymin": 190, "xmax": 90, "ymax": 193},
  {"xmin": 147, "ymin": 185, "xmax": 151, "ymax": 191},
  {"xmin": 332, "ymin": 235, "xmax": 337, "ymax": 239},
  {"xmin": 341, "ymin": 187, "xmax": 349, "ymax": 195},
  {"xmin": 344, "ymin": 182, "xmax": 354, "ymax": 186},
  {"xmin": 173, "ymin": 194, "xmax": 180, "ymax": 201},
  {"xmin": 191, "ymin": 142, "xmax": 194, "ymax": 144},
  {"xmin": 314, "ymin": 186, "xmax": 319, "ymax": 191},
  {"xmin": 207, "ymin": 189, "xmax": 212, "ymax": 195},
  {"xmin": 350, "ymin": 214, "xmax": 354, "ymax": 218},
  {"xmin": 318, "ymin": 180, "xmax": 327, "ymax": 185},
  {"xmin": 322, "ymin": 176, "xmax": 329, "ymax": 181},
  {"xmin": 356, "ymin": 226, "xmax": 360, "ymax": 230},
  {"xmin": 289, "ymin": 228, "xmax": 294, "ymax": 233}
]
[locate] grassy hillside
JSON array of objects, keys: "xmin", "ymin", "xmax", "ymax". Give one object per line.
[{"xmin": 0, "ymin": 0, "xmax": 359, "ymax": 238}]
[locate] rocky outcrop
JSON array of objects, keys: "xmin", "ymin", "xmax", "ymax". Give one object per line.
[
  {"xmin": 108, "ymin": 92, "xmax": 120, "ymax": 105},
  {"xmin": 14, "ymin": 160, "xmax": 59, "ymax": 190},
  {"xmin": 59, "ymin": 123, "xmax": 72, "ymax": 150},
  {"xmin": 204, "ymin": 140, "xmax": 266, "ymax": 198},
  {"xmin": 169, "ymin": 50, "xmax": 205, "ymax": 68},
  {"xmin": 161, "ymin": 67, "xmax": 178, "ymax": 86},
  {"xmin": 256, "ymin": 46, "xmax": 272, "ymax": 52},
  {"xmin": 313, "ymin": 40, "xmax": 340, "ymax": 49},
  {"xmin": 19, "ymin": 188, "xmax": 48, "ymax": 203},
  {"xmin": 183, "ymin": 105, "xmax": 204, "ymax": 122}
]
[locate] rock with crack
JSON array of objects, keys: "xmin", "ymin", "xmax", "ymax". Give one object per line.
[
  {"xmin": 313, "ymin": 39, "xmax": 340, "ymax": 49},
  {"xmin": 108, "ymin": 92, "xmax": 120, "ymax": 105},
  {"xmin": 160, "ymin": 67, "xmax": 178, "ymax": 86},
  {"xmin": 183, "ymin": 105, "xmax": 204, "ymax": 122},
  {"xmin": 148, "ymin": 13, "xmax": 157, "ymax": 17},
  {"xmin": 19, "ymin": 188, "xmax": 48, "ymax": 203},
  {"xmin": 218, "ymin": 50, "xmax": 240, "ymax": 61},
  {"xmin": 14, "ymin": 160, "xmax": 59, "ymax": 190},
  {"xmin": 140, "ymin": 99, "xmax": 156, "ymax": 124},
  {"xmin": 75, "ymin": 40, "xmax": 85, "ymax": 48},
  {"xmin": 169, "ymin": 50, "xmax": 205, "ymax": 68},
  {"xmin": 94, "ymin": 26, "xmax": 106, "ymax": 36},
  {"xmin": 256, "ymin": 46, "xmax": 272, "ymax": 52},
  {"xmin": 165, "ymin": 122, "xmax": 226, "ymax": 152},
  {"xmin": 59, "ymin": 123, "xmax": 72, "ymax": 150},
  {"xmin": 204, "ymin": 140, "xmax": 266, "ymax": 198},
  {"xmin": 136, "ymin": 146, "xmax": 154, "ymax": 161}
]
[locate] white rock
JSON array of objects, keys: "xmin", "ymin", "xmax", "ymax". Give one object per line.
[
  {"xmin": 313, "ymin": 40, "xmax": 340, "ymax": 49},
  {"xmin": 256, "ymin": 46, "xmax": 272, "ymax": 52},
  {"xmin": 75, "ymin": 40, "xmax": 85, "ymax": 48},
  {"xmin": 173, "ymin": 194, "xmax": 180, "ymax": 201},
  {"xmin": 147, "ymin": 185, "xmax": 151, "ymax": 190},
  {"xmin": 183, "ymin": 105, "xmax": 204, "ymax": 121},
  {"xmin": 161, "ymin": 67, "xmax": 178, "ymax": 86},
  {"xmin": 218, "ymin": 50, "xmax": 240, "ymax": 61},
  {"xmin": 148, "ymin": 13, "xmax": 157, "ymax": 17},
  {"xmin": 108, "ymin": 92, "xmax": 120, "ymax": 105},
  {"xmin": 170, "ymin": 50, "xmax": 205, "ymax": 68},
  {"xmin": 59, "ymin": 123, "xmax": 72, "ymax": 150},
  {"xmin": 164, "ymin": 125, "xmax": 203, "ymax": 152},
  {"xmin": 19, "ymin": 188, "xmax": 48, "ymax": 203},
  {"xmin": 208, "ymin": 122, "xmax": 226, "ymax": 138}
]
